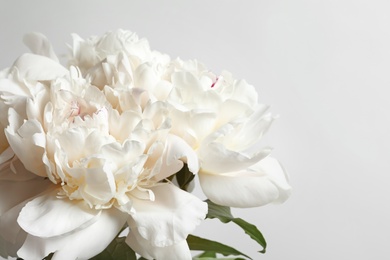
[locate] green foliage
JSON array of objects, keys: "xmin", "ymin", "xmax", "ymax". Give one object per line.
[
  {"xmin": 175, "ymin": 163, "xmax": 195, "ymax": 191},
  {"xmin": 90, "ymin": 236, "xmax": 137, "ymax": 260},
  {"xmin": 187, "ymin": 234, "xmax": 251, "ymax": 259},
  {"xmin": 206, "ymin": 200, "xmax": 267, "ymax": 254}
]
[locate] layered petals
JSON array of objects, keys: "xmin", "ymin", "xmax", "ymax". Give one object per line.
[
  {"xmin": 17, "ymin": 189, "xmax": 101, "ymax": 238},
  {"xmin": 126, "ymin": 228, "xmax": 191, "ymax": 260},
  {"xmin": 127, "ymin": 183, "xmax": 207, "ymax": 248},
  {"xmin": 18, "ymin": 208, "xmax": 128, "ymax": 260},
  {"xmin": 199, "ymin": 156, "xmax": 291, "ymax": 208},
  {"xmin": 0, "ymin": 29, "xmax": 290, "ymax": 260}
]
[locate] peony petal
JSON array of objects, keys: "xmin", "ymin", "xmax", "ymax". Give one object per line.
[
  {"xmin": 23, "ymin": 33, "xmax": 59, "ymax": 62},
  {"xmin": 251, "ymin": 156, "xmax": 292, "ymax": 203},
  {"xmin": 0, "ymin": 176, "xmax": 51, "ymax": 257},
  {"xmin": 0, "ymin": 172, "xmax": 51, "ymax": 215},
  {"xmin": 12, "ymin": 53, "xmax": 67, "ymax": 81},
  {"xmin": 17, "ymin": 189, "xmax": 101, "ymax": 238},
  {"xmin": 0, "ymin": 146, "xmax": 14, "ymax": 166},
  {"xmin": 78, "ymin": 158, "xmax": 117, "ymax": 206},
  {"xmin": 0, "ymin": 200, "xmax": 28, "ymax": 244},
  {"xmin": 199, "ymin": 156, "xmax": 291, "ymax": 208},
  {"xmin": 126, "ymin": 227, "xmax": 191, "ymax": 260},
  {"xmin": 154, "ymin": 134, "xmax": 199, "ymax": 181},
  {"xmin": 5, "ymin": 114, "xmax": 47, "ymax": 177},
  {"xmin": 199, "ymin": 141, "xmax": 272, "ymax": 173},
  {"xmin": 127, "ymin": 183, "xmax": 207, "ymax": 247},
  {"xmin": 17, "ymin": 208, "xmax": 128, "ymax": 260},
  {"xmin": 0, "ymin": 226, "xmax": 26, "ymax": 258}
]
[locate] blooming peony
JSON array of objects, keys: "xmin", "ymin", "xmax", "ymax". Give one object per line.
[
  {"xmin": 0, "ymin": 33, "xmax": 206, "ymax": 260},
  {"xmin": 0, "ymin": 30, "xmax": 291, "ymax": 260}
]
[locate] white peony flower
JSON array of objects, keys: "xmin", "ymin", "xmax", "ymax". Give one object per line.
[
  {"xmin": 0, "ymin": 29, "xmax": 291, "ymax": 260},
  {"xmin": 0, "ymin": 34, "xmax": 207, "ymax": 260},
  {"xmin": 165, "ymin": 59, "xmax": 292, "ymax": 208}
]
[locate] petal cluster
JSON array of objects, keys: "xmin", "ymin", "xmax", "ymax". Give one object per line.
[{"xmin": 0, "ymin": 30, "xmax": 290, "ymax": 260}]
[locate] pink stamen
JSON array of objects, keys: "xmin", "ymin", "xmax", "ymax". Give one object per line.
[
  {"xmin": 68, "ymin": 101, "xmax": 80, "ymax": 119},
  {"xmin": 211, "ymin": 77, "xmax": 219, "ymax": 88}
]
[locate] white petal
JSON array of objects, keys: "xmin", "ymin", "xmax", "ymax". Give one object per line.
[
  {"xmin": 0, "ymin": 200, "xmax": 27, "ymax": 244},
  {"xmin": 200, "ymin": 141, "xmax": 271, "ymax": 173},
  {"xmin": 23, "ymin": 33, "xmax": 59, "ymax": 62},
  {"xmin": 17, "ymin": 208, "xmax": 128, "ymax": 260},
  {"xmin": 0, "ymin": 177, "xmax": 51, "ymax": 257},
  {"xmin": 78, "ymin": 158, "xmax": 117, "ymax": 206},
  {"xmin": 0, "ymin": 146, "xmax": 14, "ymax": 167},
  {"xmin": 0, "ymin": 175, "xmax": 50, "ymax": 215},
  {"xmin": 5, "ymin": 116, "xmax": 47, "ymax": 177},
  {"xmin": 126, "ymin": 228, "xmax": 191, "ymax": 260},
  {"xmin": 128, "ymin": 183, "xmax": 207, "ymax": 247},
  {"xmin": 17, "ymin": 189, "xmax": 101, "ymax": 238},
  {"xmin": 154, "ymin": 134, "xmax": 199, "ymax": 181},
  {"xmin": 12, "ymin": 53, "xmax": 67, "ymax": 81},
  {"xmin": 0, "ymin": 227, "xmax": 26, "ymax": 258},
  {"xmin": 251, "ymin": 156, "xmax": 292, "ymax": 203},
  {"xmin": 199, "ymin": 156, "xmax": 291, "ymax": 208}
]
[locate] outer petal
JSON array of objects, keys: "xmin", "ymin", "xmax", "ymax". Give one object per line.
[
  {"xmin": 5, "ymin": 113, "xmax": 47, "ymax": 177},
  {"xmin": 199, "ymin": 156, "xmax": 291, "ymax": 208},
  {"xmin": 17, "ymin": 189, "xmax": 101, "ymax": 238},
  {"xmin": 0, "ymin": 162, "xmax": 51, "ymax": 215},
  {"xmin": 23, "ymin": 33, "xmax": 59, "ymax": 62},
  {"xmin": 0, "ymin": 169, "xmax": 51, "ymax": 257},
  {"xmin": 126, "ymin": 228, "xmax": 191, "ymax": 260},
  {"xmin": 12, "ymin": 53, "xmax": 67, "ymax": 81},
  {"xmin": 127, "ymin": 183, "xmax": 207, "ymax": 247},
  {"xmin": 199, "ymin": 141, "xmax": 272, "ymax": 173},
  {"xmin": 17, "ymin": 208, "xmax": 128, "ymax": 260}
]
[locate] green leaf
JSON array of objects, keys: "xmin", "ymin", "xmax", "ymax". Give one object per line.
[
  {"xmin": 175, "ymin": 163, "xmax": 195, "ymax": 191},
  {"xmin": 206, "ymin": 200, "xmax": 267, "ymax": 253},
  {"xmin": 194, "ymin": 251, "xmax": 246, "ymax": 260},
  {"xmin": 90, "ymin": 236, "xmax": 137, "ymax": 260},
  {"xmin": 196, "ymin": 251, "xmax": 217, "ymax": 258},
  {"xmin": 187, "ymin": 235, "xmax": 252, "ymax": 259}
]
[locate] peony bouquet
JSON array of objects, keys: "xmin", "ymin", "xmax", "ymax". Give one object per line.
[{"xmin": 0, "ymin": 30, "xmax": 291, "ymax": 260}]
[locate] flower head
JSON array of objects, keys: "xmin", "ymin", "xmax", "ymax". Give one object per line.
[{"xmin": 0, "ymin": 30, "xmax": 290, "ymax": 260}]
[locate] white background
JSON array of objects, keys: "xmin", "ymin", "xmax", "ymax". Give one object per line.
[{"xmin": 1, "ymin": 1, "xmax": 390, "ymax": 259}]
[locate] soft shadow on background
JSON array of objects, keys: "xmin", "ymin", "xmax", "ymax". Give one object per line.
[{"xmin": 1, "ymin": 1, "xmax": 390, "ymax": 259}]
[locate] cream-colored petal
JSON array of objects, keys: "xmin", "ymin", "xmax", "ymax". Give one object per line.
[
  {"xmin": 199, "ymin": 141, "xmax": 271, "ymax": 173},
  {"xmin": 154, "ymin": 134, "xmax": 199, "ymax": 181},
  {"xmin": 12, "ymin": 53, "xmax": 67, "ymax": 81},
  {"xmin": 23, "ymin": 33, "xmax": 59, "ymax": 62},
  {"xmin": 17, "ymin": 208, "xmax": 127, "ymax": 260},
  {"xmin": 126, "ymin": 227, "xmax": 191, "ymax": 260},
  {"xmin": 128, "ymin": 183, "xmax": 207, "ymax": 247},
  {"xmin": 199, "ymin": 156, "xmax": 291, "ymax": 208},
  {"xmin": 17, "ymin": 189, "xmax": 101, "ymax": 238}
]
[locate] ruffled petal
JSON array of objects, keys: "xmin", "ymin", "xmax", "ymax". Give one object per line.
[
  {"xmin": 199, "ymin": 156, "xmax": 291, "ymax": 208},
  {"xmin": 17, "ymin": 208, "xmax": 128, "ymax": 260},
  {"xmin": 154, "ymin": 134, "xmax": 199, "ymax": 181},
  {"xmin": 5, "ymin": 113, "xmax": 47, "ymax": 177},
  {"xmin": 127, "ymin": 183, "xmax": 207, "ymax": 247},
  {"xmin": 199, "ymin": 141, "xmax": 271, "ymax": 173},
  {"xmin": 126, "ymin": 227, "xmax": 191, "ymax": 260},
  {"xmin": 17, "ymin": 189, "xmax": 101, "ymax": 238}
]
